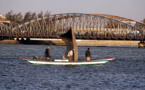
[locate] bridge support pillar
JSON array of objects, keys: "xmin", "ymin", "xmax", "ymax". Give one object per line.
[
  {"xmin": 0, "ymin": 37, "xmax": 4, "ymax": 40},
  {"xmin": 18, "ymin": 38, "xmax": 30, "ymax": 44},
  {"xmin": 138, "ymin": 41, "xmax": 145, "ymax": 48},
  {"xmin": 26, "ymin": 38, "xmax": 30, "ymax": 41}
]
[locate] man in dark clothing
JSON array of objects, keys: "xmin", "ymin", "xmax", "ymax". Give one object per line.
[
  {"xmin": 45, "ymin": 47, "xmax": 51, "ymax": 60},
  {"xmin": 85, "ymin": 48, "xmax": 91, "ymax": 61}
]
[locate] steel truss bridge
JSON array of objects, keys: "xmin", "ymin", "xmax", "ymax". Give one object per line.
[{"xmin": 0, "ymin": 13, "xmax": 145, "ymax": 41}]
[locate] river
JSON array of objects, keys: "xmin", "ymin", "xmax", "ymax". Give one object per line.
[{"xmin": 0, "ymin": 44, "xmax": 145, "ymax": 90}]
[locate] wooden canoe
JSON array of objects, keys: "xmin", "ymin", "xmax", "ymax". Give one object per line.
[{"xmin": 20, "ymin": 57, "xmax": 115, "ymax": 65}]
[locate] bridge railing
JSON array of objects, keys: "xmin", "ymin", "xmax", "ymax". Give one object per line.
[{"xmin": 0, "ymin": 29, "xmax": 145, "ymax": 40}]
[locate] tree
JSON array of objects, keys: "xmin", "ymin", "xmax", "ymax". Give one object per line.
[
  {"xmin": 44, "ymin": 11, "xmax": 50, "ymax": 17},
  {"xmin": 16, "ymin": 12, "xmax": 23, "ymax": 24},
  {"xmin": 31, "ymin": 12, "xmax": 37, "ymax": 20},
  {"xmin": 143, "ymin": 18, "xmax": 145, "ymax": 24},
  {"xmin": 23, "ymin": 11, "xmax": 32, "ymax": 22},
  {"xmin": 5, "ymin": 10, "xmax": 14, "ymax": 20},
  {"xmin": 5, "ymin": 11, "xmax": 23, "ymax": 24},
  {"xmin": 5, "ymin": 10, "xmax": 51, "ymax": 24},
  {"xmin": 11, "ymin": 14, "xmax": 17, "ymax": 22},
  {"xmin": 38, "ymin": 11, "xmax": 43, "ymax": 18}
]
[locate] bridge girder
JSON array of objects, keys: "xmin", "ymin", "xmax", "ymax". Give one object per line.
[
  {"xmin": 1, "ymin": 13, "xmax": 145, "ymax": 40},
  {"xmin": 2, "ymin": 21, "xmax": 19, "ymax": 29},
  {"xmin": 13, "ymin": 13, "xmax": 145, "ymax": 31},
  {"xmin": 0, "ymin": 23, "xmax": 11, "ymax": 38}
]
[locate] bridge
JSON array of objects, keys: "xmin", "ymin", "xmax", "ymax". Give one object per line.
[{"xmin": 0, "ymin": 13, "xmax": 145, "ymax": 47}]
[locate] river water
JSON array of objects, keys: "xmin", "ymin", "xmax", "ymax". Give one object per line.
[{"xmin": 0, "ymin": 44, "xmax": 145, "ymax": 90}]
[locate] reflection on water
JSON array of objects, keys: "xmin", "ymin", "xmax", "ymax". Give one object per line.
[{"xmin": 0, "ymin": 44, "xmax": 145, "ymax": 90}]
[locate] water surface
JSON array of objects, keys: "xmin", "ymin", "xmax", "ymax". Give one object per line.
[{"xmin": 0, "ymin": 44, "xmax": 145, "ymax": 90}]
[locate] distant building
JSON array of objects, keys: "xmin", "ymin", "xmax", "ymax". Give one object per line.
[
  {"xmin": 0, "ymin": 14, "xmax": 9, "ymax": 24},
  {"xmin": 0, "ymin": 13, "xmax": 7, "ymax": 20}
]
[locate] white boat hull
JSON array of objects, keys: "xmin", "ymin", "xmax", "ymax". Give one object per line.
[{"xmin": 21, "ymin": 57, "xmax": 115, "ymax": 65}]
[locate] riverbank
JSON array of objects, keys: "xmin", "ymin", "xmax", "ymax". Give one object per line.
[
  {"xmin": 0, "ymin": 39, "xmax": 140, "ymax": 46},
  {"xmin": 0, "ymin": 40, "xmax": 18, "ymax": 44}
]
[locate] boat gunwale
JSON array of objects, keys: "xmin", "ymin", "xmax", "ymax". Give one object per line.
[{"xmin": 20, "ymin": 57, "xmax": 115, "ymax": 62}]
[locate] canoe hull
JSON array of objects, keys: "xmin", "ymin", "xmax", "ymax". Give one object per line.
[{"xmin": 21, "ymin": 57, "xmax": 115, "ymax": 65}]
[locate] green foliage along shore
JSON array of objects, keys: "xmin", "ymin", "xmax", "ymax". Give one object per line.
[
  {"xmin": 5, "ymin": 10, "xmax": 51, "ymax": 24},
  {"xmin": 4, "ymin": 10, "xmax": 145, "ymax": 24},
  {"xmin": 143, "ymin": 18, "xmax": 145, "ymax": 24}
]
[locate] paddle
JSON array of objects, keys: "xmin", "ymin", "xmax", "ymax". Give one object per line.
[{"xmin": 40, "ymin": 55, "xmax": 45, "ymax": 60}]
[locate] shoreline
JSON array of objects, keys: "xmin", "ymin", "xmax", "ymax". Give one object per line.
[
  {"xmin": 0, "ymin": 39, "xmax": 140, "ymax": 47},
  {"xmin": 0, "ymin": 40, "xmax": 19, "ymax": 44}
]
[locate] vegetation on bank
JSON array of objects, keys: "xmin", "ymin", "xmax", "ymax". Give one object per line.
[
  {"xmin": 5, "ymin": 10, "xmax": 51, "ymax": 24},
  {"xmin": 4, "ymin": 10, "xmax": 145, "ymax": 24},
  {"xmin": 142, "ymin": 18, "xmax": 145, "ymax": 24}
]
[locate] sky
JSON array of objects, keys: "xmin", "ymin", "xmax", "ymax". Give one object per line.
[{"xmin": 0, "ymin": 0, "xmax": 145, "ymax": 22}]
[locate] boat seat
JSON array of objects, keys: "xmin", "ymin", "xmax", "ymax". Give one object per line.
[{"xmin": 54, "ymin": 59, "xmax": 69, "ymax": 62}]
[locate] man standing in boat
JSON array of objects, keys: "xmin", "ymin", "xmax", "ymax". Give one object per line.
[
  {"xmin": 85, "ymin": 48, "xmax": 91, "ymax": 61},
  {"xmin": 67, "ymin": 49, "xmax": 74, "ymax": 61},
  {"xmin": 45, "ymin": 47, "xmax": 51, "ymax": 60}
]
